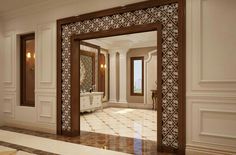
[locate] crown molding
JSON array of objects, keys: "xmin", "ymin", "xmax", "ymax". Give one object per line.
[{"xmin": 0, "ymin": 0, "xmax": 79, "ymax": 21}]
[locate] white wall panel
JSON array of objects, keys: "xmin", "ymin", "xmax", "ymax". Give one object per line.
[
  {"xmin": 36, "ymin": 23, "xmax": 56, "ymax": 89},
  {"xmin": 200, "ymin": 109, "xmax": 236, "ymax": 139},
  {"xmin": 186, "ymin": 0, "xmax": 236, "ymax": 154},
  {"xmin": 3, "ymin": 32, "xmax": 16, "ymax": 91},
  {"xmin": 36, "ymin": 94, "xmax": 56, "ymax": 124},
  {"xmin": 188, "ymin": 99, "xmax": 236, "ymax": 152},
  {"xmin": 188, "ymin": 0, "xmax": 236, "ymax": 93},
  {"xmin": 3, "ymin": 94, "xmax": 15, "ymax": 118},
  {"xmin": 144, "ymin": 50, "xmax": 157, "ymax": 105}
]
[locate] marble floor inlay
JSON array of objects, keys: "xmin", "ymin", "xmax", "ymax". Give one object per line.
[
  {"xmin": 0, "ymin": 126, "xmax": 175, "ymax": 155},
  {"xmin": 81, "ymin": 108, "xmax": 157, "ymax": 142}
]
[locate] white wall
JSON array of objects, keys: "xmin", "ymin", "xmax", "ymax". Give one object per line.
[
  {"xmin": 144, "ymin": 51, "xmax": 157, "ymax": 105},
  {"xmin": 0, "ymin": 21, "xmax": 3, "ymax": 126},
  {"xmin": 0, "ymin": 0, "xmax": 144, "ymax": 133},
  {"xmin": 109, "ymin": 50, "xmax": 117, "ymax": 103},
  {"xmin": 186, "ymin": 0, "xmax": 236, "ymax": 154}
]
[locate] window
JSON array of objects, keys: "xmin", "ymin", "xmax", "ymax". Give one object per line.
[
  {"xmin": 131, "ymin": 57, "xmax": 144, "ymax": 96},
  {"xmin": 20, "ymin": 33, "xmax": 35, "ymax": 107}
]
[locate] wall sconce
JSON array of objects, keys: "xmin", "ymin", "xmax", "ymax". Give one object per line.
[
  {"xmin": 26, "ymin": 52, "xmax": 36, "ymax": 59},
  {"xmin": 26, "ymin": 52, "xmax": 35, "ymax": 71},
  {"xmin": 100, "ymin": 64, "xmax": 107, "ymax": 69},
  {"xmin": 26, "ymin": 52, "xmax": 31, "ymax": 59}
]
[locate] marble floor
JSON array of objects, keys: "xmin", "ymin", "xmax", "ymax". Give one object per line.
[
  {"xmin": 0, "ymin": 145, "xmax": 35, "ymax": 155},
  {"xmin": 0, "ymin": 127, "xmax": 175, "ymax": 155},
  {"xmin": 81, "ymin": 108, "xmax": 157, "ymax": 142},
  {"xmin": 0, "ymin": 129, "xmax": 128, "ymax": 155}
]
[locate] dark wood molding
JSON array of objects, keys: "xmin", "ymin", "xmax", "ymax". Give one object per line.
[
  {"xmin": 130, "ymin": 57, "xmax": 144, "ymax": 96},
  {"xmin": 70, "ymin": 36, "xmax": 80, "ymax": 136},
  {"xmin": 57, "ymin": 0, "xmax": 178, "ymax": 26},
  {"xmin": 20, "ymin": 33, "xmax": 35, "ymax": 107},
  {"xmin": 177, "ymin": 0, "xmax": 186, "ymax": 154},
  {"xmin": 98, "ymin": 53, "xmax": 106, "ymax": 95},
  {"xmin": 156, "ymin": 25, "xmax": 163, "ymax": 151},
  {"xmin": 81, "ymin": 41, "xmax": 100, "ymax": 49},
  {"xmin": 108, "ymin": 53, "xmax": 110, "ymax": 100},
  {"xmin": 81, "ymin": 41, "xmax": 101, "ymax": 91},
  {"xmin": 57, "ymin": 19, "xmax": 62, "ymax": 135}
]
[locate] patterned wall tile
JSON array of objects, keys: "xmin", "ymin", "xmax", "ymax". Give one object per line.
[{"xmin": 80, "ymin": 55, "xmax": 93, "ymax": 92}]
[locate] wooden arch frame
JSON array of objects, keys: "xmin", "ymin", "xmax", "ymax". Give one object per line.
[{"xmin": 57, "ymin": 0, "xmax": 186, "ymax": 154}]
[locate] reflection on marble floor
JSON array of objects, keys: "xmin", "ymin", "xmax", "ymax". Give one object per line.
[
  {"xmin": 0, "ymin": 145, "xmax": 35, "ymax": 155},
  {"xmin": 0, "ymin": 129, "xmax": 129, "ymax": 155},
  {"xmin": 81, "ymin": 107, "xmax": 157, "ymax": 142}
]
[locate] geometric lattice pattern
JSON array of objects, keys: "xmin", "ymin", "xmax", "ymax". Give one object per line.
[{"xmin": 61, "ymin": 3, "xmax": 179, "ymax": 148}]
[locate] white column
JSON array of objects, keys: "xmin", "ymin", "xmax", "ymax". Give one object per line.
[
  {"xmin": 109, "ymin": 51, "xmax": 117, "ymax": 103},
  {"xmin": 118, "ymin": 50, "xmax": 128, "ymax": 103}
]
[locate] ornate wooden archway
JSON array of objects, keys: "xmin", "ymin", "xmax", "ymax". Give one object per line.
[{"xmin": 57, "ymin": 0, "xmax": 186, "ymax": 154}]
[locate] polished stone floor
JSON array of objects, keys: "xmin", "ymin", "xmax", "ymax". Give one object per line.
[
  {"xmin": 81, "ymin": 108, "xmax": 157, "ymax": 141},
  {"xmin": 0, "ymin": 143, "xmax": 54, "ymax": 155},
  {"xmin": 0, "ymin": 126, "xmax": 175, "ymax": 155}
]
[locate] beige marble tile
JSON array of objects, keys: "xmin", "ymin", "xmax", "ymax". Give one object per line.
[
  {"xmin": 81, "ymin": 107, "xmax": 157, "ymax": 141},
  {"xmin": 0, "ymin": 130, "xmax": 129, "ymax": 155}
]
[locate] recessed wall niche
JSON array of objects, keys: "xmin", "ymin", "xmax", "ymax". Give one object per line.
[
  {"xmin": 20, "ymin": 33, "xmax": 35, "ymax": 107},
  {"xmin": 57, "ymin": 0, "xmax": 185, "ymax": 153}
]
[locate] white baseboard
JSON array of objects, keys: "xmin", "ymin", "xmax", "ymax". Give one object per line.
[
  {"xmin": 106, "ymin": 102, "xmax": 153, "ymax": 110},
  {"xmin": 3, "ymin": 120, "xmax": 56, "ymax": 134},
  {"xmin": 186, "ymin": 145, "xmax": 236, "ymax": 155},
  {"xmin": 118, "ymin": 100, "xmax": 128, "ymax": 104},
  {"xmin": 108, "ymin": 99, "xmax": 117, "ymax": 103}
]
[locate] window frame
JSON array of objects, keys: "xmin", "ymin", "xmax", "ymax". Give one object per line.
[
  {"xmin": 20, "ymin": 33, "xmax": 35, "ymax": 107},
  {"xmin": 130, "ymin": 56, "xmax": 144, "ymax": 96}
]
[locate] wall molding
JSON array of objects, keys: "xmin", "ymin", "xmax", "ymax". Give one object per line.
[
  {"xmin": 3, "ymin": 31, "xmax": 16, "ymax": 91},
  {"xmin": 189, "ymin": 0, "xmax": 236, "ymax": 92},
  {"xmin": 36, "ymin": 23, "xmax": 56, "ymax": 89},
  {"xmin": 188, "ymin": 99, "xmax": 236, "ymax": 151},
  {"xmin": 186, "ymin": 144, "xmax": 236, "ymax": 155},
  {"xmin": 36, "ymin": 94, "xmax": 56, "ymax": 124},
  {"xmin": 186, "ymin": 93, "xmax": 236, "ymax": 100},
  {"xmin": 199, "ymin": 108, "xmax": 236, "ymax": 139},
  {"xmin": 3, "ymin": 120, "xmax": 56, "ymax": 134},
  {"xmin": 3, "ymin": 97, "xmax": 14, "ymax": 115},
  {"xmin": 144, "ymin": 50, "xmax": 157, "ymax": 105},
  {"xmin": 39, "ymin": 100, "xmax": 53, "ymax": 118},
  {"xmin": 3, "ymin": 94, "xmax": 15, "ymax": 118}
]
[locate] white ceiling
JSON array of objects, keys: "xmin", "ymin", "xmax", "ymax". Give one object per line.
[
  {"xmin": 0, "ymin": 0, "xmax": 44, "ymax": 13},
  {"xmin": 85, "ymin": 31, "xmax": 157, "ymax": 50}
]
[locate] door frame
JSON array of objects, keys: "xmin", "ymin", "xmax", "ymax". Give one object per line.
[{"xmin": 56, "ymin": 0, "xmax": 186, "ymax": 154}]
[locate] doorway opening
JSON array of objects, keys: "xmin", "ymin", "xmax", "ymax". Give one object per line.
[
  {"xmin": 79, "ymin": 31, "xmax": 158, "ymax": 142},
  {"xmin": 69, "ymin": 24, "xmax": 163, "ymax": 153}
]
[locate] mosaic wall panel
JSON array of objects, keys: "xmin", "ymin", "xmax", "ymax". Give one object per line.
[
  {"xmin": 80, "ymin": 45, "xmax": 98, "ymax": 90},
  {"xmin": 61, "ymin": 3, "xmax": 179, "ymax": 148},
  {"xmin": 80, "ymin": 55, "xmax": 94, "ymax": 92}
]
